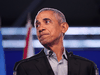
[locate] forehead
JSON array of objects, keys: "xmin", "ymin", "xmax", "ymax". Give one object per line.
[{"xmin": 36, "ymin": 10, "xmax": 55, "ymax": 20}]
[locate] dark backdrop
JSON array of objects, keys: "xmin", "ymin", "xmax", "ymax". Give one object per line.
[{"xmin": 0, "ymin": 0, "xmax": 100, "ymax": 27}]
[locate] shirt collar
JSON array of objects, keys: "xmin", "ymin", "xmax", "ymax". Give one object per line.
[{"xmin": 44, "ymin": 47, "xmax": 67, "ymax": 59}]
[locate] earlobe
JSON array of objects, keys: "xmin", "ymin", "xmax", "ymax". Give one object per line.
[{"xmin": 61, "ymin": 22, "xmax": 69, "ymax": 33}]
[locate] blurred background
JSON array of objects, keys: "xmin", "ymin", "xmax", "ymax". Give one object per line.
[{"xmin": 0, "ymin": 0, "xmax": 100, "ymax": 75}]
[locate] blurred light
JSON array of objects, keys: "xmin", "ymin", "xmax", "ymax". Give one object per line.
[
  {"xmin": 2, "ymin": 40, "xmax": 100, "ymax": 48},
  {"xmin": 2, "ymin": 27, "xmax": 100, "ymax": 48},
  {"xmin": 1, "ymin": 27, "xmax": 100, "ymax": 35}
]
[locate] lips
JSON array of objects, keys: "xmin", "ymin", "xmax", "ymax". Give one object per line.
[{"xmin": 39, "ymin": 33, "xmax": 49, "ymax": 38}]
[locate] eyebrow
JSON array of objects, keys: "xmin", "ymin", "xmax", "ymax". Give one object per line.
[
  {"xmin": 35, "ymin": 18, "xmax": 51, "ymax": 24},
  {"xmin": 43, "ymin": 18, "xmax": 51, "ymax": 21}
]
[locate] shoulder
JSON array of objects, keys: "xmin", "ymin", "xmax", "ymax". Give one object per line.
[
  {"xmin": 14, "ymin": 50, "xmax": 44, "ymax": 71},
  {"xmin": 70, "ymin": 53, "xmax": 97, "ymax": 74},
  {"xmin": 71, "ymin": 53, "xmax": 95, "ymax": 67},
  {"xmin": 67, "ymin": 51, "xmax": 95, "ymax": 66}
]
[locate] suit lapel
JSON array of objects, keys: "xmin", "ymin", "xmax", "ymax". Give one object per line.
[
  {"xmin": 35, "ymin": 50, "xmax": 54, "ymax": 75},
  {"xmin": 66, "ymin": 51, "xmax": 80, "ymax": 75}
]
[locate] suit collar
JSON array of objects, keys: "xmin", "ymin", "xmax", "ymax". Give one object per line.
[
  {"xmin": 35, "ymin": 49, "xmax": 54, "ymax": 75},
  {"xmin": 66, "ymin": 50, "xmax": 80, "ymax": 75}
]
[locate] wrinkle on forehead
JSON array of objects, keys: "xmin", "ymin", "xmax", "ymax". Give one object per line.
[
  {"xmin": 40, "ymin": 10, "xmax": 62, "ymax": 24},
  {"xmin": 34, "ymin": 10, "xmax": 60, "ymax": 27}
]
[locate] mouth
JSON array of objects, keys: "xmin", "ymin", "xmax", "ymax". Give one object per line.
[{"xmin": 39, "ymin": 33, "xmax": 49, "ymax": 38}]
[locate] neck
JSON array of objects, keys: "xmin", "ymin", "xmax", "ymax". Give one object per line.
[{"xmin": 44, "ymin": 37, "xmax": 64, "ymax": 62}]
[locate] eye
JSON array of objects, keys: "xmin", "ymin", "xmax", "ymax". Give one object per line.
[
  {"xmin": 35, "ymin": 20, "xmax": 40, "ymax": 28},
  {"xmin": 36, "ymin": 24, "xmax": 40, "ymax": 28},
  {"xmin": 45, "ymin": 20, "xmax": 50, "ymax": 24}
]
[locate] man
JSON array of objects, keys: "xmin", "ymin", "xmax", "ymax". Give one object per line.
[{"xmin": 14, "ymin": 8, "xmax": 96, "ymax": 75}]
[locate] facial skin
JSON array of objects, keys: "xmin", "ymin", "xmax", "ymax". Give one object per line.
[{"xmin": 35, "ymin": 10, "xmax": 68, "ymax": 49}]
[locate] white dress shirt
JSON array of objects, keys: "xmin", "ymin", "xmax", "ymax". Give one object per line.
[{"xmin": 44, "ymin": 48, "xmax": 68, "ymax": 75}]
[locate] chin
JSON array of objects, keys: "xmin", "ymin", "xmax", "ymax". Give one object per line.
[
  {"xmin": 40, "ymin": 40, "xmax": 51, "ymax": 46},
  {"xmin": 40, "ymin": 41, "xmax": 48, "ymax": 45}
]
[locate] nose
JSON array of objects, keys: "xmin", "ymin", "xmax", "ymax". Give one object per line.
[
  {"xmin": 38, "ymin": 26, "xmax": 45, "ymax": 33},
  {"xmin": 39, "ymin": 29, "xmax": 45, "ymax": 32}
]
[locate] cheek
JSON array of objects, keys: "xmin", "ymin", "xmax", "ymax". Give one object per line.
[
  {"xmin": 51, "ymin": 28, "xmax": 62, "ymax": 38},
  {"xmin": 50, "ymin": 27, "xmax": 60, "ymax": 34}
]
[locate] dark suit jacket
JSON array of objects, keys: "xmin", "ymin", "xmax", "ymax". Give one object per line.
[{"xmin": 14, "ymin": 49, "xmax": 95, "ymax": 75}]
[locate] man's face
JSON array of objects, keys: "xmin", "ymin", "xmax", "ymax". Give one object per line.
[{"xmin": 35, "ymin": 11, "xmax": 63, "ymax": 45}]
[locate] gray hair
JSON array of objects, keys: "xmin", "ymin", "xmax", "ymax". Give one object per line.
[{"xmin": 34, "ymin": 8, "xmax": 66, "ymax": 27}]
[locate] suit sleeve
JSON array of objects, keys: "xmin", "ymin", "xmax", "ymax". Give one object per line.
[
  {"xmin": 16, "ymin": 64, "xmax": 27, "ymax": 75},
  {"xmin": 89, "ymin": 62, "xmax": 95, "ymax": 75}
]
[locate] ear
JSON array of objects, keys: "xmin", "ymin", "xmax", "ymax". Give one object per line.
[{"xmin": 61, "ymin": 22, "xmax": 69, "ymax": 34}]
